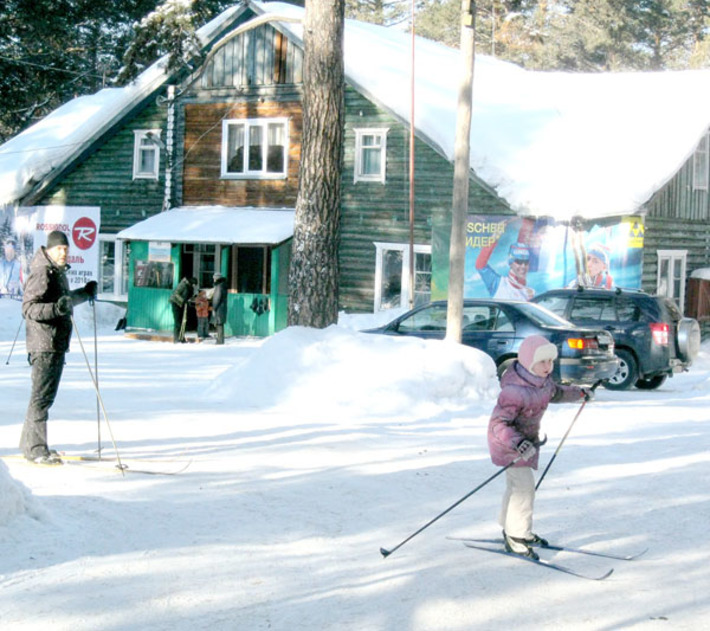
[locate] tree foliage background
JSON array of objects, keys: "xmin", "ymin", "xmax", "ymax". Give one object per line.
[{"xmin": 2, "ymin": 0, "xmax": 709, "ymax": 142}]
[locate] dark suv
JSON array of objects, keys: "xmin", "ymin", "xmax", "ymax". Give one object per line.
[{"xmin": 533, "ymin": 287, "xmax": 701, "ymax": 390}]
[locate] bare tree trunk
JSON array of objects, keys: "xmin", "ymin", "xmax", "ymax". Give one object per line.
[
  {"xmin": 446, "ymin": 1, "xmax": 476, "ymax": 344},
  {"xmin": 288, "ymin": 0, "xmax": 345, "ymax": 328}
]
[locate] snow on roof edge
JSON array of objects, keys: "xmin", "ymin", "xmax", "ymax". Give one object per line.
[{"xmin": 116, "ymin": 206, "xmax": 295, "ymax": 245}]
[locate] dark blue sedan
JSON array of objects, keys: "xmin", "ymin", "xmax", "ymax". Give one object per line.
[{"xmin": 364, "ymin": 299, "xmax": 619, "ymax": 385}]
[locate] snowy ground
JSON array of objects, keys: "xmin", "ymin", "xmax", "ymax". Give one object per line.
[{"xmin": 1, "ymin": 297, "xmax": 709, "ymax": 630}]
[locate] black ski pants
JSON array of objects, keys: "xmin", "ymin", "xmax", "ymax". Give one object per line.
[
  {"xmin": 20, "ymin": 352, "xmax": 65, "ymax": 459},
  {"xmin": 172, "ymin": 302, "xmax": 185, "ymax": 342}
]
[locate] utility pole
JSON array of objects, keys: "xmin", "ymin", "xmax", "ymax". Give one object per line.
[{"xmin": 446, "ymin": 0, "xmax": 476, "ymax": 343}]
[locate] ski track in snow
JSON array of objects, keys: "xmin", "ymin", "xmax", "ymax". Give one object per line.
[{"xmin": 1, "ymin": 299, "xmax": 709, "ymax": 630}]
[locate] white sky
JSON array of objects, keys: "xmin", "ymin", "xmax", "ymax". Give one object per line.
[{"xmin": 2, "ymin": 1, "xmax": 710, "ymax": 221}]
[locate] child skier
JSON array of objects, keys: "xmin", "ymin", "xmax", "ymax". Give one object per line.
[{"xmin": 488, "ymin": 334, "xmax": 590, "ymax": 559}]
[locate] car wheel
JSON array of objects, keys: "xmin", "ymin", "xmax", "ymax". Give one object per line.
[
  {"xmin": 635, "ymin": 374, "xmax": 667, "ymax": 390},
  {"xmin": 604, "ymin": 349, "xmax": 638, "ymax": 391},
  {"xmin": 497, "ymin": 357, "xmax": 515, "ymax": 380}
]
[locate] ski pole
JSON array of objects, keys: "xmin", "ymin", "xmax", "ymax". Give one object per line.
[
  {"xmin": 535, "ymin": 380, "xmax": 602, "ymax": 491},
  {"xmin": 91, "ymin": 298, "xmax": 102, "ymax": 457},
  {"xmin": 70, "ymin": 314, "xmax": 124, "ymax": 475},
  {"xmin": 5, "ymin": 317, "xmax": 23, "ymax": 365},
  {"xmin": 380, "ymin": 456, "xmax": 522, "ymax": 559}
]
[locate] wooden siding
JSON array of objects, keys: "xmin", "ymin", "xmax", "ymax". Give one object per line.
[
  {"xmin": 200, "ymin": 25, "xmax": 303, "ymax": 89},
  {"xmin": 645, "ymin": 156, "xmax": 710, "ymax": 222},
  {"xmin": 179, "ymin": 101, "xmax": 302, "ymax": 207},
  {"xmin": 644, "ymin": 146, "xmax": 710, "ymax": 336},
  {"xmin": 339, "ymin": 89, "xmax": 511, "ymax": 313},
  {"xmin": 642, "ymin": 216, "xmax": 710, "ymax": 290},
  {"xmin": 38, "ymin": 103, "xmax": 168, "ymax": 234}
]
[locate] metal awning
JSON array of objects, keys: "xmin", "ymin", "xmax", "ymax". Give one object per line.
[{"xmin": 116, "ymin": 206, "xmax": 295, "ymax": 245}]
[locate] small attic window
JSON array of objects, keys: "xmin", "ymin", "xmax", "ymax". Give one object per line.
[
  {"xmin": 692, "ymin": 132, "xmax": 709, "ymax": 191},
  {"xmin": 133, "ymin": 130, "xmax": 161, "ymax": 180}
]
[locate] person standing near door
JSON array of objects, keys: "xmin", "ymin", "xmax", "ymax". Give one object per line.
[
  {"xmin": 211, "ymin": 272, "xmax": 227, "ymax": 345},
  {"xmin": 169, "ymin": 276, "xmax": 196, "ymax": 343}
]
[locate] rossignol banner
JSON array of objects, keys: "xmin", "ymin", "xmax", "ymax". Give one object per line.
[{"xmin": 1, "ymin": 206, "xmax": 100, "ymax": 297}]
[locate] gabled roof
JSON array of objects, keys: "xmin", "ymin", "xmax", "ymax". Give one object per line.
[{"xmin": 3, "ymin": 0, "xmax": 710, "ymax": 222}]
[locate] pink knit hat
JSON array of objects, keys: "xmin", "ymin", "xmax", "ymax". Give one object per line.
[{"xmin": 518, "ymin": 335, "xmax": 558, "ymax": 372}]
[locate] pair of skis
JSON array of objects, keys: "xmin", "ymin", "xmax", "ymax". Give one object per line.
[
  {"xmin": 4, "ymin": 453, "xmax": 190, "ymax": 476},
  {"xmin": 62, "ymin": 454, "xmax": 191, "ymax": 476},
  {"xmin": 448, "ymin": 536, "xmax": 647, "ymax": 581}
]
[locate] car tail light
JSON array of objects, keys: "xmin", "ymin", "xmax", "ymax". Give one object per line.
[
  {"xmin": 567, "ymin": 337, "xmax": 599, "ymax": 350},
  {"xmin": 650, "ymin": 322, "xmax": 669, "ymax": 346}
]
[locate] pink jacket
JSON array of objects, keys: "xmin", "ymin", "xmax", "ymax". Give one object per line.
[{"xmin": 487, "ymin": 361, "xmax": 583, "ymax": 469}]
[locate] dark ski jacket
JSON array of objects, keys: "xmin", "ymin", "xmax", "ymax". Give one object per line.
[
  {"xmin": 487, "ymin": 361, "xmax": 582, "ymax": 469},
  {"xmin": 22, "ymin": 247, "xmax": 92, "ymax": 354},
  {"xmin": 169, "ymin": 278, "xmax": 195, "ymax": 308},
  {"xmin": 211, "ymin": 277, "xmax": 227, "ymax": 325}
]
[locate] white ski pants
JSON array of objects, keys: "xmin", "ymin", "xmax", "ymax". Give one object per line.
[{"xmin": 498, "ymin": 466, "xmax": 536, "ymax": 539}]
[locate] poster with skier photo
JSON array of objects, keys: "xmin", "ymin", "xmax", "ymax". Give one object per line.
[{"xmin": 463, "ymin": 215, "xmax": 644, "ymax": 300}]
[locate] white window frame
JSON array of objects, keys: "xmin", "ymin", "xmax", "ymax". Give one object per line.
[
  {"xmin": 374, "ymin": 241, "xmax": 431, "ymax": 311},
  {"xmin": 354, "ymin": 128, "xmax": 388, "ymax": 183},
  {"xmin": 221, "ymin": 117, "xmax": 289, "ymax": 179},
  {"xmin": 98, "ymin": 235, "xmax": 128, "ymax": 300},
  {"xmin": 132, "ymin": 130, "xmax": 161, "ymax": 180},
  {"xmin": 657, "ymin": 249, "xmax": 687, "ymax": 312},
  {"xmin": 692, "ymin": 132, "xmax": 709, "ymax": 191}
]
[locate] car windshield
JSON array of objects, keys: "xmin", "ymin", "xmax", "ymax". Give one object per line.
[{"xmin": 517, "ymin": 301, "xmax": 575, "ymax": 327}]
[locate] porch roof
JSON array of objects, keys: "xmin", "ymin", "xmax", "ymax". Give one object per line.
[{"xmin": 116, "ymin": 206, "xmax": 295, "ymax": 245}]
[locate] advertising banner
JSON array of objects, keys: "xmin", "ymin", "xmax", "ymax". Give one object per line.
[
  {"xmin": 463, "ymin": 215, "xmax": 644, "ymax": 301},
  {"xmin": 1, "ymin": 205, "xmax": 101, "ymax": 297}
]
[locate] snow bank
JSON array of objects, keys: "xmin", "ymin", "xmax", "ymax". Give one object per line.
[
  {"xmin": 206, "ymin": 324, "xmax": 498, "ymax": 418},
  {"xmin": 71, "ymin": 300, "xmax": 126, "ymax": 335},
  {"xmin": 0, "ymin": 460, "xmax": 39, "ymax": 526}
]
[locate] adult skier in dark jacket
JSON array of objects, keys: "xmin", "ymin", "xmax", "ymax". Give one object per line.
[{"xmin": 20, "ymin": 230, "xmax": 97, "ymax": 464}]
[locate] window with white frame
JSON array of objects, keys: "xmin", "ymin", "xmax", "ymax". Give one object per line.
[
  {"xmin": 222, "ymin": 118, "xmax": 288, "ymax": 178},
  {"xmin": 657, "ymin": 249, "xmax": 687, "ymax": 312},
  {"xmin": 354, "ymin": 128, "xmax": 388, "ymax": 183},
  {"xmin": 98, "ymin": 236, "xmax": 129, "ymax": 299},
  {"xmin": 132, "ymin": 130, "xmax": 161, "ymax": 180},
  {"xmin": 374, "ymin": 242, "xmax": 431, "ymax": 311},
  {"xmin": 693, "ymin": 132, "xmax": 709, "ymax": 191}
]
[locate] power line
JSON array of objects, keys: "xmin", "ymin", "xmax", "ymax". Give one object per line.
[{"xmin": 0, "ymin": 54, "xmax": 108, "ymax": 80}]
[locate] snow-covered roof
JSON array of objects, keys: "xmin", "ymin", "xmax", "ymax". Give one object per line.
[
  {"xmin": 254, "ymin": 1, "xmax": 710, "ymax": 220},
  {"xmin": 0, "ymin": 6, "xmax": 242, "ymax": 207},
  {"xmin": 3, "ymin": 0, "xmax": 710, "ymax": 221},
  {"xmin": 116, "ymin": 206, "xmax": 294, "ymax": 244}
]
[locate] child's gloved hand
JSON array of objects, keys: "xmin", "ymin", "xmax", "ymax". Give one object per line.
[
  {"xmin": 582, "ymin": 388, "xmax": 594, "ymax": 402},
  {"xmin": 515, "ymin": 439, "xmax": 536, "ymax": 461}
]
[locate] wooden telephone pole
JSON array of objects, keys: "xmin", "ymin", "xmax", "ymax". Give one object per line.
[{"xmin": 446, "ymin": 1, "xmax": 476, "ymax": 343}]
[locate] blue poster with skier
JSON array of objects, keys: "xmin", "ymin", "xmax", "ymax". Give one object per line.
[{"xmin": 464, "ymin": 215, "xmax": 644, "ymax": 300}]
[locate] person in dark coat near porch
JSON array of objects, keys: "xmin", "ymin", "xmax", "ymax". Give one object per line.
[
  {"xmin": 169, "ymin": 276, "xmax": 196, "ymax": 343},
  {"xmin": 20, "ymin": 230, "xmax": 97, "ymax": 465},
  {"xmin": 211, "ymin": 272, "xmax": 227, "ymax": 345}
]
